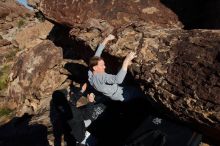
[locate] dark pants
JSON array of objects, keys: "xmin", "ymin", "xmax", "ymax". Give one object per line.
[{"xmin": 122, "ymin": 86, "xmax": 145, "ymax": 102}]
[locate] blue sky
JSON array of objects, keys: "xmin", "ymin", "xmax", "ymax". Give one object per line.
[{"xmin": 17, "ymin": 0, "xmax": 33, "ymax": 10}]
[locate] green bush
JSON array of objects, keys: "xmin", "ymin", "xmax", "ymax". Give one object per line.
[
  {"xmin": 35, "ymin": 11, "xmax": 45, "ymax": 22},
  {"xmin": 5, "ymin": 49, "xmax": 17, "ymax": 61},
  {"xmin": 0, "ymin": 65, "xmax": 9, "ymax": 91},
  {"xmin": 17, "ymin": 19, "xmax": 25, "ymax": 28},
  {"xmin": 0, "ymin": 108, "xmax": 12, "ymax": 117},
  {"xmin": 25, "ymin": 13, "xmax": 31, "ymax": 18}
]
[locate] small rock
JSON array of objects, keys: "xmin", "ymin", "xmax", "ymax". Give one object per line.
[
  {"xmin": 215, "ymin": 112, "xmax": 220, "ymax": 121},
  {"xmin": 0, "ymin": 23, "xmax": 13, "ymax": 30},
  {"xmin": 18, "ymin": 105, "xmax": 34, "ymax": 116},
  {"xmin": 5, "ymin": 16, "xmax": 13, "ymax": 22},
  {"xmin": 30, "ymin": 102, "xmax": 38, "ymax": 112},
  {"xmin": 24, "ymin": 99, "xmax": 30, "ymax": 105},
  {"xmin": 142, "ymin": 7, "xmax": 159, "ymax": 14},
  {"xmin": 0, "ymin": 39, "xmax": 11, "ymax": 47},
  {"xmin": 0, "ymin": 20, "xmax": 4, "ymax": 24},
  {"xmin": 11, "ymin": 40, "xmax": 19, "ymax": 48},
  {"xmin": 10, "ymin": 13, "xmax": 19, "ymax": 19},
  {"xmin": 15, "ymin": 20, "xmax": 53, "ymax": 49}
]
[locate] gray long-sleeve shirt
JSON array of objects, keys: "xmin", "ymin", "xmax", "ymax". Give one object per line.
[{"xmin": 88, "ymin": 44, "xmax": 127, "ymax": 101}]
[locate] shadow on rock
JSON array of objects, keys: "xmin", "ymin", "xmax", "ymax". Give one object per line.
[
  {"xmin": 87, "ymin": 97, "xmax": 202, "ymax": 146},
  {"xmin": 47, "ymin": 24, "xmax": 94, "ymax": 62},
  {"xmin": 161, "ymin": 0, "xmax": 220, "ymax": 29},
  {"xmin": 64, "ymin": 63, "xmax": 88, "ymax": 84},
  {"xmin": 0, "ymin": 113, "xmax": 49, "ymax": 146},
  {"xmin": 50, "ymin": 90, "xmax": 77, "ymax": 146},
  {"xmin": 87, "ymin": 98, "xmax": 152, "ymax": 146}
]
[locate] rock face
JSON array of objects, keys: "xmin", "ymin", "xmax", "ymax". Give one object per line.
[
  {"xmin": 0, "ymin": 0, "xmax": 35, "ymax": 97},
  {"xmin": 8, "ymin": 40, "xmax": 67, "ymax": 114},
  {"xmin": 0, "ymin": 38, "xmax": 15, "ymax": 64},
  {"xmin": 28, "ymin": 0, "xmax": 181, "ymax": 28},
  {"xmin": 0, "ymin": 0, "xmax": 51, "ymax": 112},
  {"xmin": 70, "ymin": 21, "xmax": 220, "ymax": 126},
  {"xmin": 30, "ymin": 0, "xmax": 220, "ymax": 141},
  {"xmin": 15, "ymin": 20, "xmax": 54, "ymax": 49}
]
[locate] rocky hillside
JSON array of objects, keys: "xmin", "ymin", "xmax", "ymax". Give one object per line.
[
  {"xmin": 0, "ymin": 0, "xmax": 33, "ymax": 111},
  {"xmin": 0, "ymin": 0, "xmax": 54, "ymax": 121},
  {"xmin": 0, "ymin": 0, "xmax": 219, "ymax": 145}
]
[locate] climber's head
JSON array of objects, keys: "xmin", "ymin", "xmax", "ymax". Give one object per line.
[{"xmin": 89, "ymin": 56, "xmax": 106, "ymax": 73}]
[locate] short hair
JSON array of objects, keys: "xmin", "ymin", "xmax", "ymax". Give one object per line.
[{"xmin": 89, "ymin": 56, "xmax": 103, "ymax": 71}]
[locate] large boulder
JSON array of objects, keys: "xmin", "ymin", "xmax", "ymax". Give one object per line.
[
  {"xmin": 8, "ymin": 40, "xmax": 67, "ymax": 113},
  {"xmin": 15, "ymin": 20, "xmax": 54, "ymax": 49},
  {"xmin": 28, "ymin": 0, "xmax": 181, "ymax": 28},
  {"xmin": 70, "ymin": 21, "xmax": 220, "ymax": 125}
]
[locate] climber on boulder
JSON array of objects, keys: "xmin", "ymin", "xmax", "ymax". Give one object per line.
[{"xmin": 88, "ymin": 34, "xmax": 144, "ymax": 102}]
